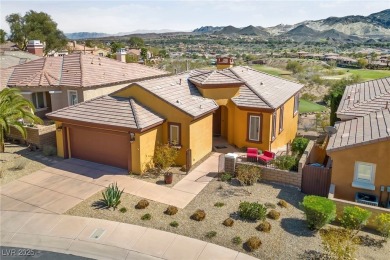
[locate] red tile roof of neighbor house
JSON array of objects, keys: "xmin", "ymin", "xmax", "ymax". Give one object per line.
[
  {"xmin": 47, "ymin": 95, "xmax": 164, "ymax": 132},
  {"xmin": 337, "ymin": 77, "xmax": 390, "ymax": 118},
  {"xmin": 327, "ymin": 108, "xmax": 390, "ymax": 152},
  {"xmin": 2, "ymin": 53, "xmax": 169, "ymax": 88}
]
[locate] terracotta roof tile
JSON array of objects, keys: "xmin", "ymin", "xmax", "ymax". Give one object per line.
[
  {"xmin": 46, "ymin": 95, "xmax": 164, "ymax": 131},
  {"xmin": 327, "ymin": 108, "xmax": 390, "ymax": 152},
  {"xmin": 3, "ymin": 53, "xmax": 168, "ymax": 88},
  {"xmin": 337, "ymin": 77, "xmax": 390, "ymax": 118},
  {"xmin": 128, "ymin": 73, "xmax": 218, "ymax": 118},
  {"xmin": 189, "ymin": 69, "xmax": 244, "ymax": 86}
]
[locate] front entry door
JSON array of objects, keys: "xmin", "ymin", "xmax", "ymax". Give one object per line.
[{"xmin": 213, "ymin": 107, "xmax": 221, "ymax": 136}]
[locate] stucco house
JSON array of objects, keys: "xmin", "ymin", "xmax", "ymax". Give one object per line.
[
  {"xmin": 327, "ymin": 77, "xmax": 390, "ymax": 206},
  {"xmin": 1, "ymin": 52, "xmax": 169, "ymax": 118},
  {"xmin": 47, "ymin": 66, "xmax": 304, "ymax": 174}
]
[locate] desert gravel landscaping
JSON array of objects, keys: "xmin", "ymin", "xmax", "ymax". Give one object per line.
[{"xmin": 66, "ymin": 179, "xmax": 389, "ymax": 259}]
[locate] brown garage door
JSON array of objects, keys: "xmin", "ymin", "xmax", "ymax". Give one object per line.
[{"xmin": 69, "ymin": 126, "xmax": 130, "ymax": 170}]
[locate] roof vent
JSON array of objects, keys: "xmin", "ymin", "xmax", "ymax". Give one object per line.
[
  {"xmin": 386, "ymin": 101, "xmax": 389, "ymax": 109},
  {"xmin": 260, "ymin": 82, "xmax": 264, "ymax": 85},
  {"xmin": 179, "ymin": 79, "xmax": 182, "ymax": 85},
  {"xmin": 341, "ymin": 133, "xmax": 350, "ymax": 138},
  {"xmin": 199, "ymin": 105, "xmax": 203, "ymax": 109}
]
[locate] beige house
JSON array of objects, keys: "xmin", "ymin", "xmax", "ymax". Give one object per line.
[{"xmin": 1, "ymin": 53, "xmax": 169, "ymax": 117}]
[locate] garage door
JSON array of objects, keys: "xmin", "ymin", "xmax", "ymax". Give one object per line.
[{"xmin": 68, "ymin": 126, "xmax": 130, "ymax": 170}]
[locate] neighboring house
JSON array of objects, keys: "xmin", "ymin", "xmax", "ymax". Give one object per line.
[
  {"xmin": 47, "ymin": 66, "xmax": 304, "ymax": 174},
  {"xmin": 1, "ymin": 52, "xmax": 169, "ymax": 118},
  {"xmin": 327, "ymin": 77, "xmax": 390, "ymax": 205},
  {"xmin": 66, "ymin": 41, "xmax": 108, "ymax": 57},
  {"xmin": 127, "ymin": 48, "xmax": 152, "ymax": 60},
  {"xmin": 0, "ymin": 50, "xmax": 41, "ymax": 69}
]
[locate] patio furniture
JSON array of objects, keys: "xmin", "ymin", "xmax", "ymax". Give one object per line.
[
  {"xmin": 258, "ymin": 150, "xmax": 275, "ymax": 166},
  {"xmin": 246, "ymin": 148, "xmax": 258, "ymax": 162}
]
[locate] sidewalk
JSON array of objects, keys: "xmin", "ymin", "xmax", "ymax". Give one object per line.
[{"xmin": 1, "ymin": 210, "xmax": 257, "ymax": 260}]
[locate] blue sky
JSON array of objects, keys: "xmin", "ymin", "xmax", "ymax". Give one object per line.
[{"xmin": 1, "ymin": 0, "xmax": 389, "ymax": 33}]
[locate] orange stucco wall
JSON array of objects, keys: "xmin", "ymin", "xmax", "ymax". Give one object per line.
[{"xmin": 329, "ymin": 140, "xmax": 390, "ymax": 204}]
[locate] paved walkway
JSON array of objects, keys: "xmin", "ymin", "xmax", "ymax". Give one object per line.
[
  {"xmin": 1, "ymin": 211, "xmax": 257, "ymax": 260},
  {"xmin": 1, "ymin": 153, "xmax": 220, "ymax": 214}
]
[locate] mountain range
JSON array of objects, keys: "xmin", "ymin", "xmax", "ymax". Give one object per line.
[{"xmin": 65, "ymin": 9, "xmax": 390, "ymax": 41}]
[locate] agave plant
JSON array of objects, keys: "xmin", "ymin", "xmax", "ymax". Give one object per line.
[{"xmin": 101, "ymin": 182, "xmax": 124, "ymax": 210}]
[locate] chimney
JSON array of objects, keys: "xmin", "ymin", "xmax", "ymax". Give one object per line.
[
  {"xmin": 26, "ymin": 40, "xmax": 44, "ymax": 57},
  {"xmin": 216, "ymin": 56, "xmax": 234, "ymax": 70},
  {"xmin": 116, "ymin": 48, "xmax": 126, "ymax": 63}
]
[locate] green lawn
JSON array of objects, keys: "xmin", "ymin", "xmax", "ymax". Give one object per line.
[
  {"xmin": 251, "ymin": 65, "xmax": 294, "ymax": 80},
  {"xmin": 335, "ymin": 68, "xmax": 390, "ymax": 82},
  {"xmin": 299, "ymin": 99, "xmax": 327, "ymax": 113}
]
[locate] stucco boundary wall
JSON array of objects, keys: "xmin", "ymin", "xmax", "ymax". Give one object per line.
[
  {"xmin": 328, "ymin": 184, "xmax": 390, "ymax": 229},
  {"xmin": 224, "ymin": 141, "xmax": 316, "ymax": 189},
  {"xmin": 7, "ymin": 124, "xmax": 56, "ymax": 149}
]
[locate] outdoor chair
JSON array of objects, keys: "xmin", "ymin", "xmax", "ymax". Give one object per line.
[
  {"xmin": 246, "ymin": 148, "xmax": 258, "ymax": 162},
  {"xmin": 258, "ymin": 150, "xmax": 275, "ymax": 166}
]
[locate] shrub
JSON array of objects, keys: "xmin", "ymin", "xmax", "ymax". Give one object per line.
[
  {"xmin": 286, "ymin": 60, "xmax": 303, "ymax": 74},
  {"xmin": 376, "ymin": 213, "xmax": 390, "ymax": 239},
  {"xmin": 12, "ymin": 158, "xmax": 27, "ymax": 170},
  {"xmin": 273, "ymin": 155, "xmax": 298, "ymax": 171},
  {"xmin": 265, "ymin": 202, "xmax": 276, "ymax": 209},
  {"xmin": 214, "ymin": 202, "xmax": 225, "ymax": 207},
  {"xmin": 257, "ymin": 220, "xmax": 271, "ymax": 232},
  {"xmin": 191, "ymin": 209, "xmax": 206, "ymax": 221},
  {"xmin": 320, "ymin": 227, "xmax": 359, "ymax": 260},
  {"xmin": 232, "ymin": 236, "xmax": 242, "ymax": 245},
  {"xmin": 135, "ymin": 199, "xmax": 149, "ymax": 209},
  {"xmin": 223, "ymin": 218, "xmax": 234, "ymax": 227},
  {"xmin": 340, "ymin": 206, "xmax": 371, "ymax": 231},
  {"xmin": 165, "ymin": 205, "xmax": 178, "ymax": 215},
  {"xmin": 170, "ymin": 221, "xmax": 179, "ymax": 228},
  {"xmin": 141, "ymin": 213, "xmax": 151, "ymax": 220},
  {"xmin": 267, "ymin": 210, "xmax": 281, "ymax": 220},
  {"xmin": 101, "ymin": 182, "xmax": 123, "ymax": 210},
  {"xmin": 42, "ymin": 145, "xmax": 57, "ymax": 156},
  {"xmin": 238, "ymin": 201, "xmax": 267, "ymax": 221},
  {"xmin": 291, "ymin": 137, "xmax": 309, "ymax": 155},
  {"xmin": 245, "ymin": 236, "xmax": 262, "ymax": 251},
  {"xmin": 205, "ymin": 231, "xmax": 217, "ymax": 239},
  {"xmin": 119, "ymin": 207, "xmax": 127, "ymax": 213},
  {"xmin": 236, "ymin": 164, "xmax": 261, "ymax": 186},
  {"xmin": 301, "ymin": 195, "xmax": 336, "ymax": 230},
  {"xmin": 278, "ymin": 200, "xmax": 288, "ymax": 208},
  {"xmin": 153, "ymin": 143, "xmax": 179, "ymax": 175},
  {"xmin": 220, "ymin": 172, "xmax": 232, "ymax": 182}
]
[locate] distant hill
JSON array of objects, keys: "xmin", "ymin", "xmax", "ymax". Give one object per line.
[
  {"xmin": 65, "ymin": 32, "xmax": 110, "ymax": 40},
  {"xmin": 214, "ymin": 25, "xmax": 241, "ymax": 35},
  {"xmin": 193, "ymin": 26, "xmax": 224, "ymax": 33},
  {"xmin": 285, "ymin": 25, "xmax": 318, "ymax": 37},
  {"xmin": 239, "ymin": 25, "xmax": 270, "ymax": 36}
]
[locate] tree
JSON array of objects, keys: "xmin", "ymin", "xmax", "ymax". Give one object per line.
[
  {"xmin": 158, "ymin": 49, "xmax": 169, "ymax": 58},
  {"xmin": 140, "ymin": 47, "xmax": 148, "ymax": 60},
  {"xmin": 128, "ymin": 37, "xmax": 144, "ymax": 48},
  {"xmin": 286, "ymin": 60, "xmax": 303, "ymax": 74},
  {"xmin": 0, "ymin": 88, "xmax": 42, "ymax": 152},
  {"xmin": 6, "ymin": 10, "xmax": 67, "ymax": 54},
  {"xmin": 110, "ymin": 41, "xmax": 125, "ymax": 53},
  {"xmin": 0, "ymin": 29, "xmax": 6, "ymax": 43},
  {"xmin": 357, "ymin": 58, "xmax": 368, "ymax": 68}
]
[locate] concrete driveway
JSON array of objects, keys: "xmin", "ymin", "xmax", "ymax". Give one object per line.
[{"xmin": 0, "ymin": 159, "xmax": 127, "ymax": 214}]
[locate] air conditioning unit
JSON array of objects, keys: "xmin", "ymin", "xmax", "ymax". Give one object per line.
[{"xmin": 355, "ymin": 192, "xmax": 379, "ymax": 207}]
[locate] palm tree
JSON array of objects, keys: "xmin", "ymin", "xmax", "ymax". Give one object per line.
[{"xmin": 0, "ymin": 88, "xmax": 42, "ymax": 152}]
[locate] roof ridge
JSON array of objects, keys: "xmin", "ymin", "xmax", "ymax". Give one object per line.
[
  {"xmin": 217, "ymin": 69, "xmax": 243, "ymax": 82},
  {"xmin": 229, "ymin": 67, "xmax": 274, "ymax": 109},
  {"xmin": 129, "ymin": 98, "xmax": 140, "ymax": 129}
]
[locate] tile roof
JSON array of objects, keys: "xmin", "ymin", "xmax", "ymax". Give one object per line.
[
  {"xmin": 0, "ymin": 51, "xmax": 41, "ymax": 69},
  {"xmin": 327, "ymin": 108, "xmax": 390, "ymax": 152},
  {"xmin": 231, "ymin": 85, "xmax": 270, "ymax": 109},
  {"xmin": 230, "ymin": 66, "xmax": 304, "ymax": 109},
  {"xmin": 47, "ymin": 95, "xmax": 164, "ymax": 131},
  {"xmin": 127, "ymin": 73, "xmax": 218, "ymax": 118},
  {"xmin": 3, "ymin": 53, "xmax": 168, "ymax": 88},
  {"xmin": 188, "ymin": 69, "xmax": 244, "ymax": 86},
  {"xmin": 337, "ymin": 77, "xmax": 390, "ymax": 118}
]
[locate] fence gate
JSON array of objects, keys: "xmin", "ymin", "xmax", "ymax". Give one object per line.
[{"xmin": 301, "ymin": 165, "xmax": 332, "ymax": 197}]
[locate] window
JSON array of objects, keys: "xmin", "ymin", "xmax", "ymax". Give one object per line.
[
  {"xmin": 293, "ymin": 93, "xmax": 299, "ymax": 116},
  {"xmin": 31, "ymin": 92, "xmax": 46, "ymax": 110},
  {"xmin": 169, "ymin": 123, "xmax": 181, "ymax": 145},
  {"xmin": 248, "ymin": 115, "xmax": 261, "ymax": 142},
  {"xmin": 271, "ymin": 112, "xmax": 277, "ymax": 140},
  {"xmin": 279, "ymin": 105, "xmax": 284, "ymax": 133},
  {"xmin": 68, "ymin": 90, "xmax": 78, "ymax": 106},
  {"xmin": 352, "ymin": 162, "xmax": 376, "ymax": 190}
]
